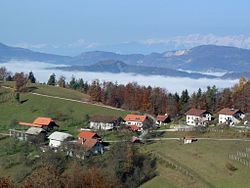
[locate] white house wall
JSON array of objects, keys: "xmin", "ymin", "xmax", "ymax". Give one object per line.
[
  {"xmin": 125, "ymin": 121, "xmax": 143, "ymax": 127},
  {"xmin": 186, "ymin": 114, "xmax": 212, "ymax": 126},
  {"xmin": 49, "ymin": 139, "xmax": 62, "ymax": 148},
  {"xmin": 90, "ymin": 122, "xmax": 114, "ymax": 130},
  {"xmin": 219, "ymin": 113, "xmax": 243, "ymax": 125}
]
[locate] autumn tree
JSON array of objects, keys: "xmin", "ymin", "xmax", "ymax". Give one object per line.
[
  {"xmin": 23, "ymin": 166, "xmax": 62, "ymax": 188},
  {"xmin": 88, "ymin": 80, "xmax": 102, "ymax": 102},
  {"xmin": 57, "ymin": 75, "xmax": 66, "ymax": 88},
  {"xmin": 0, "ymin": 67, "xmax": 9, "ymax": 81},
  {"xmin": 13, "ymin": 72, "xmax": 27, "ymax": 92},
  {"xmin": 0, "ymin": 177, "xmax": 15, "ymax": 188}
]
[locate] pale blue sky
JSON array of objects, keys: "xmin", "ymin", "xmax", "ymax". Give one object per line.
[{"xmin": 0, "ymin": 0, "xmax": 249, "ymax": 55}]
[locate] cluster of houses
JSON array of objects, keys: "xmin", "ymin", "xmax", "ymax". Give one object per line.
[
  {"xmin": 11, "ymin": 117, "xmax": 104, "ymax": 158},
  {"xmin": 9, "ymin": 107, "xmax": 246, "ymax": 155},
  {"xmin": 10, "ymin": 113, "xmax": 170, "ymax": 154},
  {"xmin": 185, "ymin": 107, "xmax": 246, "ymax": 126}
]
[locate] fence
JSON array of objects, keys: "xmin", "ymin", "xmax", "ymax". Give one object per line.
[
  {"xmin": 228, "ymin": 147, "xmax": 250, "ymax": 167},
  {"xmin": 150, "ymin": 151, "xmax": 216, "ymax": 188}
]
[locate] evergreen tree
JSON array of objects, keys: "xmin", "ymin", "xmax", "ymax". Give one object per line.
[
  {"xmin": 47, "ymin": 73, "xmax": 56, "ymax": 86},
  {"xmin": 69, "ymin": 76, "xmax": 79, "ymax": 90},
  {"xmin": 205, "ymin": 85, "xmax": 217, "ymax": 113},
  {"xmin": 79, "ymin": 78, "xmax": 84, "ymax": 90},
  {"xmin": 83, "ymin": 81, "xmax": 89, "ymax": 93},
  {"xmin": 28, "ymin": 71, "xmax": 36, "ymax": 83},
  {"xmin": 179, "ymin": 89, "xmax": 189, "ymax": 114}
]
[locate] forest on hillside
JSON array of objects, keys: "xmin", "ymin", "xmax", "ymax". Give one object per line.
[{"xmin": 1, "ymin": 66, "xmax": 250, "ymax": 118}]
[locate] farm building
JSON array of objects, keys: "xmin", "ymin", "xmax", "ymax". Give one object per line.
[
  {"xmin": 183, "ymin": 136, "xmax": 197, "ymax": 144},
  {"xmin": 218, "ymin": 108, "xmax": 245, "ymax": 125},
  {"xmin": 82, "ymin": 139, "xmax": 104, "ymax": 154},
  {"xmin": 185, "ymin": 108, "xmax": 212, "ymax": 126},
  {"xmin": 19, "ymin": 117, "xmax": 58, "ymax": 131},
  {"xmin": 25, "ymin": 127, "xmax": 47, "ymax": 142},
  {"xmin": 124, "ymin": 114, "xmax": 149, "ymax": 131},
  {"xmin": 48, "ymin": 131, "xmax": 74, "ymax": 148},
  {"xmin": 89, "ymin": 115, "xmax": 124, "ymax": 130},
  {"xmin": 78, "ymin": 131, "xmax": 101, "ymax": 144},
  {"xmin": 156, "ymin": 114, "xmax": 171, "ymax": 126},
  {"xmin": 78, "ymin": 131, "xmax": 103, "ymax": 154}
]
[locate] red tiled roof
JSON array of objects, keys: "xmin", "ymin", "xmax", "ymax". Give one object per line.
[
  {"xmin": 18, "ymin": 122, "xmax": 43, "ymax": 128},
  {"xmin": 89, "ymin": 115, "xmax": 118, "ymax": 123},
  {"xmin": 19, "ymin": 117, "xmax": 55, "ymax": 128},
  {"xmin": 156, "ymin": 115, "xmax": 169, "ymax": 121},
  {"xmin": 33, "ymin": 117, "xmax": 54, "ymax": 126},
  {"xmin": 218, "ymin": 108, "xmax": 242, "ymax": 116},
  {"xmin": 82, "ymin": 139, "xmax": 98, "ymax": 151},
  {"xmin": 79, "ymin": 131, "xmax": 99, "ymax": 139},
  {"xmin": 124, "ymin": 114, "xmax": 146, "ymax": 122},
  {"xmin": 185, "ymin": 108, "xmax": 207, "ymax": 116}
]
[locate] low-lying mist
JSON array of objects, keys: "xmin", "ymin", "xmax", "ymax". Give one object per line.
[{"xmin": 1, "ymin": 60, "xmax": 238, "ymax": 93}]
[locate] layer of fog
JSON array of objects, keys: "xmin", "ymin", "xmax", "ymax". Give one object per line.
[
  {"xmin": 1, "ymin": 60, "xmax": 238, "ymax": 93},
  {"xmin": 177, "ymin": 69, "xmax": 227, "ymax": 77}
]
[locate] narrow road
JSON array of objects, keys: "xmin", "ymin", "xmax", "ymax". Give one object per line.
[
  {"xmin": 31, "ymin": 92, "xmax": 125, "ymax": 111},
  {"xmin": 1, "ymin": 85, "xmax": 125, "ymax": 112},
  {"xmin": 104, "ymin": 137, "xmax": 250, "ymax": 142}
]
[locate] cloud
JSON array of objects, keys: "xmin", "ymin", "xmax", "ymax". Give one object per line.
[{"xmin": 140, "ymin": 34, "xmax": 250, "ymax": 49}]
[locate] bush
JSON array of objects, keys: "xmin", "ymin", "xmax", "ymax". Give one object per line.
[{"xmin": 225, "ymin": 162, "xmax": 238, "ymax": 171}]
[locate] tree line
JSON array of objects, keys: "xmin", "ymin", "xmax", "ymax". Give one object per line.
[{"xmin": 1, "ymin": 67, "xmax": 249, "ymax": 116}]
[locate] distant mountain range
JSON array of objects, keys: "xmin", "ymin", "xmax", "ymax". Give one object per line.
[
  {"xmin": 1, "ymin": 42, "xmax": 250, "ymax": 79},
  {"xmin": 58, "ymin": 60, "xmax": 216, "ymax": 79}
]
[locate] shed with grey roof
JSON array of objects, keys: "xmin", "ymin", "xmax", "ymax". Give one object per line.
[{"xmin": 48, "ymin": 131, "xmax": 74, "ymax": 148}]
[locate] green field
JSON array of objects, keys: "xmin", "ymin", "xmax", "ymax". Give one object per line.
[
  {"xmin": 1, "ymin": 82, "xmax": 250, "ymax": 187},
  {"xmin": 141, "ymin": 139, "xmax": 250, "ymax": 188},
  {"xmin": 0, "ymin": 83, "xmax": 128, "ymax": 136}
]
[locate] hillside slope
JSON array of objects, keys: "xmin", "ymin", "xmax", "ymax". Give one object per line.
[{"xmin": 0, "ymin": 84, "xmax": 127, "ymax": 135}]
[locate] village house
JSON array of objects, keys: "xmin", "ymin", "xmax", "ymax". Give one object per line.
[
  {"xmin": 89, "ymin": 115, "xmax": 124, "ymax": 131},
  {"xmin": 185, "ymin": 108, "xmax": 212, "ymax": 126},
  {"xmin": 156, "ymin": 114, "xmax": 171, "ymax": 126},
  {"xmin": 78, "ymin": 131, "xmax": 101, "ymax": 143},
  {"xmin": 218, "ymin": 108, "xmax": 245, "ymax": 125},
  {"xmin": 25, "ymin": 127, "xmax": 47, "ymax": 143},
  {"xmin": 124, "ymin": 114, "xmax": 149, "ymax": 131},
  {"xmin": 78, "ymin": 131, "xmax": 103, "ymax": 154},
  {"xmin": 48, "ymin": 131, "xmax": 74, "ymax": 148},
  {"xmin": 19, "ymin": 117, "xmax": 58, "ymax": 131}
]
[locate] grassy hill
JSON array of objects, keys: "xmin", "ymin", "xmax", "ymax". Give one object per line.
[
  {"xmin": 0, "ymin": 82, "xmax": 128, "ymax": 135},
  {"xmin": 1, "ymin": 82, "xmax": 250, "ymax": 187},
  {"xmin": 141, "ymin": 139, "xmax": 250, "ymax": 188}
]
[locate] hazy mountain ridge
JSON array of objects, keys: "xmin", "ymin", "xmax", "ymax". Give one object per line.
[
  {"xmin": 0, "ymin": 42, "xmax": 71, "ymax": 64},
  {"xmin": 58, "ymin": 60, "xmax": 217, "ymax": 79},
  {"xmin": 0, "ymin": 42, "xmax": 250, "ymax": 79}
]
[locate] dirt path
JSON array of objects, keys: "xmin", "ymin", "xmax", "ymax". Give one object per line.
[{"xmin": 1, "ymin": 85, "xmax": 125, "ymax": 112}]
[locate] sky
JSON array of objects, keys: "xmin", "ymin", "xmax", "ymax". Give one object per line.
[{"xmin": 0, "ymin": 0, "xmax": 250, "ymax": 55}]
